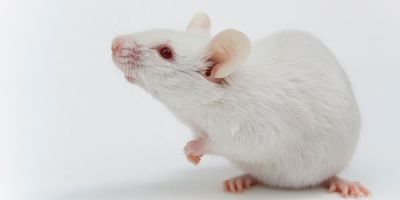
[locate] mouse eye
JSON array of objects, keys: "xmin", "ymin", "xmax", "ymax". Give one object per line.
[{"xmin": 159, "ymin": 46, "xmax": 173, "ymax": 60}]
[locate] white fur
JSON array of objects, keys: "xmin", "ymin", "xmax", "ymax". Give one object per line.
[{"xmin": 112, "ymin": 23, "xmax": 360, "ymax": 188}]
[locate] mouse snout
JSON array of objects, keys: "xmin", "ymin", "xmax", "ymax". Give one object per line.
[
  {"xmin": 111, "ymin": 41, "xmax": 122, "ymax": 52},
  {"xmin": 111, "ymin": 37, "xmax": 140, "ymax": 60}
]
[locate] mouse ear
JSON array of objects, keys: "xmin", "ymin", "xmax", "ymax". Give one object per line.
[
  {"xmin": 208, "ymin": 29, "xmax": 251, "ymax": 78},
  {"xmin": 186, "ymin": 13, "xmax": 210, "ymax": 34}
]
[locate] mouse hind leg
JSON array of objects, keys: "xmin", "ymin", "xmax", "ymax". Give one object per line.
[
  {"xmin": 223, "ymin": 173, "xmax": 259, "ymax": 193},
  {"xmin": 323, "ymin": 176, "xmax": 371, "ymax": 198}
]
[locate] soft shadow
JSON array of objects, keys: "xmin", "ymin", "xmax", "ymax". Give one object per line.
[{"xmin": 48, "ymin": 166, "xmax": 332, "ymax": 200}]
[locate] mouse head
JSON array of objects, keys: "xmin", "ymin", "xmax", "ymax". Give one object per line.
[{"xmin": 111, "ymin": 13, "xmax": 250, "ymax": 108}]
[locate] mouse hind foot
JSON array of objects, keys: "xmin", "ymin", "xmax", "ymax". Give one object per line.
[
  {"xmin": 323, "ymin": 175, "xmax": 371, "ymax": 198},
  {"xmin": 223, "ymin": 173, "xmax": 259, "ymax": 193}
]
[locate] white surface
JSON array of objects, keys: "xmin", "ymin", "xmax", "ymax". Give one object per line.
[{"xmin": 1, "ymin": 0, "xmax": 400, "ymax": 199}]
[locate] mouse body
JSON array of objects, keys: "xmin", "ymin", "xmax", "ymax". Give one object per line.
[{"xmin": 111, "ymin": 13, "xmax": 369, "ymax": 198}]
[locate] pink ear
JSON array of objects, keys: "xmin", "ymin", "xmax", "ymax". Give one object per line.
[
  {"xmin": 186, "ymin": 13, "xmax": 211, "ymax": 34},
  {"xmin": 208, "ymin": 29, "xmax": 250, "ymax": 78}
]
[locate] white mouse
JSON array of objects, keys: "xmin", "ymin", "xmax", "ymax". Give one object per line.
[{"xmin": 111, "ymin": 13, "xmax": 370, "ymax": 198}]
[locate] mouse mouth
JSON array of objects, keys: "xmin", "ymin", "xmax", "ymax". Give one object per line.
[
  {"xmin": 125, "ymin": 74, "xmax": 135, "ymax": 83},
  {"xmin": 112, "ymin": 57, "xmax": 140, "ymax": 85},
  {"xmin": 112, "ymin": 54, "xmax": 139, "ymax": 72},
  {"xmin": 112, "ymin": 54, "xmax": 139, "ymax": 65}
]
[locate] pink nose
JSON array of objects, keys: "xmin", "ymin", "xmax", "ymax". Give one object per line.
[
  {"xmin": 111, "ymin": 41, "xmax": 121, "ymax": 52},
  {"xmin": 111, "ymin": 37, "xmax": 139, "ymax": 59}
]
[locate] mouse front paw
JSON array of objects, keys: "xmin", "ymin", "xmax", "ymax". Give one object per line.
[
  {"xmin": 185, "ymin": 154, "xmax": 202, "ymax": 165},
  {"xmin": 184, "ymin": 137, "xmax": 207, "ymax": 165}
]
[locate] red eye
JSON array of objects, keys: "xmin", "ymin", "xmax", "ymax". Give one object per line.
[{"xmin": 159, "ymin": 46, "xmax": 173, "ymax": 59}]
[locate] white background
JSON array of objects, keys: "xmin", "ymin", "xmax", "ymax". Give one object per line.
[{"xmin": 1, "ymin": 0, "xmax": 400, "ymax": 199}]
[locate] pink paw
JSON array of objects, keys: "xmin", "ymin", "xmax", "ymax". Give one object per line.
[
  {"xmin": 185, "ymin": 154, "xmax": 202, "ymax": 165},
  {"xmin": 324, "ymin": 176, "xmax": 371, "ymax": 198},
  {"xmin": 223, "ymin": 174, "xmax": 259, "ymax": 193},
  {"xmin": 184, "ymin": 138, "xmax": 206, "ymax": 165}
]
